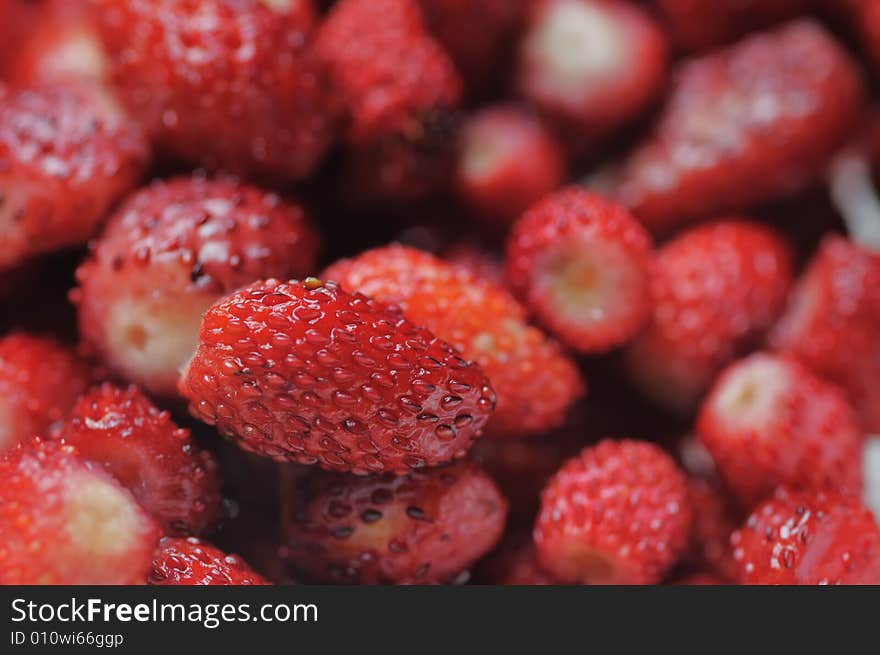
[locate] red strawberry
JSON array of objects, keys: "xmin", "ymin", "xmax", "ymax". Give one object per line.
[
  {"xmin": 74, "ymin": 174, "xmax": 320, "ymax": 398},
  {"xmin": 651, "ymin": 0, "xmax": 812, "ymax": 52},
  {"xmin": 769, "ymin": 235, "xmax": 880, "ymax": 433},
  {"xmin": 625, "ymin": 220, "xmax": 794, "ymax": 413},
  {"xmin": 180, "ymin": 278, "xmax": 496, "ymax": 473},
  {"xmin": 417, "ymin": 0, "xmax": 528, "ymax": 89},
  {"xmin": 534, "ymin": 439, "xmax": 692, "ymax": 584},
  {"xmin": 148, "ymin": 537, "xmax": 268, "ymax": 585},
  {"xmin": 281, "ymin": 461, "xmax": 507, "ymax": 583},
  {"xmin": 516, "ymin": 0, "xmax": 668, "ymax": 151},
  {"xmin": 0, "ymin": 83, "xmax": 148, "ymax": 270},
  {"xmin": 0, "ymin": 0, "xmax": 42, "ymax": 75},
  {"xmin": 731, "ymin": 487, "xmax": 880, "ymax": 585},
  {"xmin": 92, "ymin": 0, "xmax": 335, "ymax": 182},
  {"xmin": 698, "ymin": 353, "xmax": 863, "ymax": 508},
  {"xmin": 684, "ymin": 477, "xmax": 740, "ymax": 582},
  {"xmin": 443, "ymin": 241, "xmax": 506, "ymax": 288},
  {"xmin": 476, "ymin": 533, "xmax": 559, "ymax": 585},
  {"xmin": 324, "ymin": 245, "xmax": 584, "ymax": 439},
  {"xmin": 671, "ymin": 572, "xmax": 725, "ymax": 585},
  {"xmin": 506, "ymin": 188, "xmax": 653, "ymax": 353},
  {"xmin": 606, "ymin": 20, "xmax": 865, "ymax": 233},
  {"xmin": 0, "ymin": 333, "xmax": 91, "ymax": 452},
  {"xmin": 0, "ymin": 437, "xmax": 160, "ymax": 584},
  {"xmin": 455, "ymin": 104, "xmax": 566, "ymax": 227},
  {"xmin": 57, "ymin": 384, "xmax": 222, "ymax": 536}
]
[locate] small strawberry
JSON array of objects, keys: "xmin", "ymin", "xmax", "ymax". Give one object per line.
[
  {"xmin": 731, "ymin": 487, "xmax": 880, "ymax": 585},
  {"xmin": 652, "ymin": 0, "xmax": 812, "ymax": 52},
  {"xmin": 625, "ymin": 220, "xmax": 793, "ymax": 413},
  {"xmin": 324, "ymin": 245, "xmax": 584, "ymax": 439},
  {"xmin": 92, "ymin": 0, "xmax": 336, "ymax": 182},
  {"xmin": 697, "ymin": 353, "xmax": 863, "ymax": 508},
  {"xmin": 506, "ymin": 188, "xmax": 653, "ymax": 353},
  {"xmin": 769, "ymin": 235, "xmax": 880, "ymax": 433},
  {"xmin": 0, "ymin": 437, "xmax": 160, "ymax": 584},
  {"xmin": 180, "ymin": 278, "xmax": 496, "ymax": 473},
  {"xmin": 74, "ymin": 174, "xmax": 320, "ymax": 398},
  {"xmin": 57, "ymin": 384, "xmax": 222, "ymax": 536},
  {"xmin": 281, "ymin": 461, "xmax": 507, "ymax": 583},
  {"xmin": 475, "ymin": 533, "xmax": 559, "ymax": 585},
  {"xmin": 455, "ymin": 104, "xmax": 566, "ymax": 228},
  {"xmin": 684, "ymin": 477, "xmax": 740, "ymax": 582},
  {"xmin": 0, "ymin": 333, "xmax": 92, "ymax": 452},
  {"xmin": 442, "ymin": 241, "xmax": 506, "ymax": 288},
  {"xmin": 605, "ymin": 20, "xmax": 865, "ymax": 233},
  {"xmin": 534, "ymin": 439, "xmax": 692, "ymax": 585},
  {"xmin": 148, "ymin": 537, "xmax": 268, "ymax": 586},
  {"xmin": 516, "ymin": 0, "xmax": 668, "ymax": 151},
  {"xmin": 0, "ymin": 83, "xmax": 148, "ymax": 270}
]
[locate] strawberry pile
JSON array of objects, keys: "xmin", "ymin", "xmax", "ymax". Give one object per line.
[{"xmin": 1, "ymin": 0, "xmax": 879, "ymax": 586}]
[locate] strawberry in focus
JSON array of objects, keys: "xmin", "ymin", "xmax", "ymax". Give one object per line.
[
  {"xmin": 625, "ymin": 220, "xmax": 794, "ymax": 413},
  {"xmin": 324, "ymin": 245, "xmax": 584, "ymax": 440},
  {"xmin": 506, "ymin": 188, "xmax": 653, "ymax": 353},
  {"xmin": 0, "ymin": 333, "xmax": 92, "ymax": 452},
  {"xmin": 180, "ymin": 278, "xmax": 496, "ymax": 473},
  {"xmin": 281, "ymin": 461, "xmax": 507, "ymax": 583},
  {"xmin": 56, "ymin": 384, "xmax": 222, "ymax": 536},
  {"xmin": 148, "ymin": 537, "xmax": 268, "ymax": 586},
  {"xmin": 0, "ymin": 437, "xmax": 160, "ymax": 584},
  {"xmin": 534, "ymin": 439, "xmax": 692, "ymax": 585},
  {"xmin": 731, "ymin": 487, "xmax": 880, "ymax": 585}
]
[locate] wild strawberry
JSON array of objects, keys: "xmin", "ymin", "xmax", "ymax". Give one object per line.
[
  {"xmin": 443, "ymin": 241, "xmax": 506, "ymax": 288},
  {"xmin": 180, "ymin": 278, "xmax": 496, "ymax": 473},
  {"xmin": 769, "ymin": 236, "xmax": 880, "ymax": 432},
  {"xmin": 505, "ymin": 188, "xmax": 653, "ymax": 353},
  {"xmin": 455, "ymin": 104, "xmax": 566, "ymax": 228},
  {"xmin": 0, "ymin": 333, "xmax": 91, "ymax": 452},
  {"xmin": 148, "ymin": 537, "xmax": 268, "ymax": 585},
  {"xmin": 697, "ymin": 353, "xmax": 863, "ymax": 508},
  {"xmin": 731, "ymin": 487, "xmax": 880, "ymax": 585},
  {"xmin": 417, "ymin": 0, "xmax": 528, "ymax": 89},
  {"xmin": 476, "ymin": 533, "xmax": 559, "ymax": 585},
  {"xmin": 74, "ymin": 175, "xmax": 320, "ymax": 398},
  {"xmin": 534, "ymin": 439, "xmax": 691, "ymax": 585},
  {"xmin": 625, "ymin": 220, "xmax": 793, "ymax": 413},
  {"xmin": 56, "ymin": 384, "xmax": 222, "ymax": 536},
  {"xmin": 92, "ymin": 0, "xmax": 335, "ymax": 182},
  {"xmin": 281, "ymin": 461, "xmax": 507, "ymax": 583},
  {"xmin": 0, "ymin": 83, "xmax": 148, "ymax": 270},
  {"xmin": 651, "ymin": 0, "xmax": 812, "ymax": 52},
  {"xmin": 0, "ymin": 0, "xmax": 42, "ymax": 75},
  {"xmin": 324, "ymin": 245, "xmax": 584, "ymax": 439},
  {"xmin": 516, "ymin": 0, "xmax": 668, "ymax": 151},
  {"xmin": 0, "ymin": 437, "xmax": 160, "ymax": 584},
  {"xmin": 606, "ymin": 20, "xmax": 865, "ymax": 233},
  {"xmin": 684, "ymin": 477, "xmax": 740, "ymax": 582}
]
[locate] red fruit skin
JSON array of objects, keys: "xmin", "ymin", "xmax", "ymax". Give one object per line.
[
  {"xmin": 180, "ymin": 278, "xmax": 496, "ymax": 474},
  {"xmin": 608, "ymin": 20, "xmax": 865, "ymax": 233},
  {"xmin": 281, "ymin": 461, "xmax": 507, "ymax": 583},
  {"xmin": 731, "ymin": 487, "xmax": 880, "ymax": 585},
  {"xmin": 652, "ymin": 0, "xmax": 812, "ymax": 52},
  {"xmin": 316, "ymin": 0, "xmax": 461, "ymax": 145},
  {"xmin": 57, "ymin": 384, "xmax": 222, "ymax": 537},
  {"xmin": 443, "ymin": 242, "xmax": 506, "ymax": 288},
  {"xmin": 534, "ymin": 439, "xmax": 692, "ymax": 585},
  {"xmin": 0, "ymin": 0, "xmax": 43, "ymax": 75},
  {"xmin": 476, "ymin": 533, "xmax": 559, "ymax": 585},
  {"xmin": 0, "ymin": 333, "xmax": 92, "ymax": 452},
  {"xmin": 0, "ymin": 83, "xmax": 148, "ymax": 270},
  {"xmin": 455, "ymin": 104, "xmax": 566, "ymax": 227},
  {"xmin": 0, "ymin": 437, "xmax": 160, "ymax": 585},
  {"xmin": 517, "ymin": 0, "xmax": 668, "ymax": 150},
  {"xmin": 845, "ymin": 0, "xmax": 880, "ymax": 73},
  {"xmin": 74, "ymin": 175, "xmax": 320, "ymax": 398},
  {"xmin": 417, "ymin": 0, "xmax": 528, "ymax": 89},
  {"xmin": 697, "ymin": 353, "xmax": 864, "ymax": 509},
  {"xmin": 149, "ymin": 537, "xmax": 269, "ymax": 586},
  {"xmin": 684, "ymin": 478, "xmax": 740, "ymax": 582},
  {"xmin": 625, "ymin": 220, "xmax": 794, "ymax": 413},
  {"xmin": 769, "ymin": 236, "xmax": 880, "ymax": 433},
  {"xmin": 92, "ymin": 0, "xmax": 335, "ymax": 182},
  {"xmin": 671, "ymin": 572, "xmax": 725, "ymax": 585},
  {"xmin": 506, "ymin": 188, "xmax": 653, "ymax": 353},
  {"xmin": 324, "ymin": 245, "xmax": 584, "ymax": 440}
]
